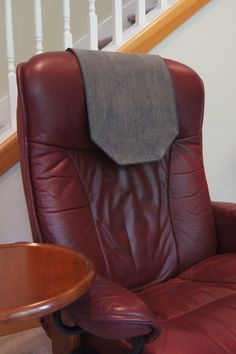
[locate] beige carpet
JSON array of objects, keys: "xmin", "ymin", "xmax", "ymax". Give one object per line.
[{"xmin": 0, "ymin": 327, "xmax": 52, "ymax": 354}]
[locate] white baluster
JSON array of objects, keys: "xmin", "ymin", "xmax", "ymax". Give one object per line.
[
  {"xmin": 34, "ymin": 0, "xmax": 43, "ymax": 54},
  {"xmin": 161, "ymin": 0, "xmax": 169, "ymax": 10},
  {"xmin": 88, "ymin": 0, "xmax": 98, "ymax": 50},
  {"xmin": 112, "ymin": 0, "xmax": 122, "ymax": 45},
  {"xmin": 4, "ymin": 0, "xmax": 17, "ymax": 130},
  {"xmin": 136, "ymin": 0, "xmax": 146, "ymax": 26},
  {"xmin": 63, "ymin": 0, "xmax": 73, "ymax": 49}
]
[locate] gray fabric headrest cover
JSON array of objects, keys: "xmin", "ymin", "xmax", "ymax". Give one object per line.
[{"xmin": 72, "ymin": 49, "xmax": 178, "ymax": 165}]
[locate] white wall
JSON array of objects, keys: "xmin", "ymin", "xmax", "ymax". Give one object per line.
[
  {"xmin": 1, "ymin": 0, "xmax": 236, "ymax": 244},
  {"xmin": 0, "ymin": 162, "xmax": 32, "ymax": 243},
  {"xmin": 150, "ymin": 0, "xmax": 236, "ymax": 202}
]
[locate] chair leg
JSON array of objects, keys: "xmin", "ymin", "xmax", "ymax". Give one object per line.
[
  {"xmin": 129, "ymin": 336, "xmax": 145, "ymax": 354},
  {"xmin": 51, "ymin": 312, "xmax": 98, "ymax": 354},
  {"xmin": 51, "ymin": 311, "xmax": 144, "ymax": 354},
  {"xmin": 47, "ymin": 314, "xmax": 81, "ymax": 354},
  {"xmin": 71, "ymin": 349, "xmax": 98, "ymax": 354},
  {"xmin": 52, "ymin": 311, "xmax": 83, "ymax": 336}
]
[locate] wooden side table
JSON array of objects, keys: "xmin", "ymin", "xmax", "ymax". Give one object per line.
[{"xmin": 0, "ymin": 242, "xmax": 94, "ymax": 327}]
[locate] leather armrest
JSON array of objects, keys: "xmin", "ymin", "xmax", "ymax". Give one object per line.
[
  {"xmin": 63, "ymin": 275, "xmax": 160, "ymax": 342},
  {"xmin": 212, "ymin": 201, "xmax": 236, "ymax": 253}
]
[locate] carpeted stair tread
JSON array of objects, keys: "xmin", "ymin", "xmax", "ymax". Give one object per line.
[
  {"xmin": 98, "ymin": 35, "xmax": 113, "ymax": 50},
  {"xmin": 98, "ymin": 4, "xmax": 157, "ymax": 50},
  {"xmin": 127, "ymin": 5, "xmax": 156, "ymax": 25}
]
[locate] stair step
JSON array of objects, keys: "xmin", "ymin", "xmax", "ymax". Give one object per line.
[
  {"xmin": 98, "ymin": 35, "xmax": 113, "ymax": 50},
  {"xmin": 98, "ymin": 5, "xmax": 156, "ymax": 50},
  {"xmin": 127, "ymin": 5, "xmax": 156, "ymax": 25}
]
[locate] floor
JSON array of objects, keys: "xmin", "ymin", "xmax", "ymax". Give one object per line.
[{"xmin": 0, "ymin": 326, "xmax": 52, "ymax": 354}]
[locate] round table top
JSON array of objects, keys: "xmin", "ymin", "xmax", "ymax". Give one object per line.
[{"xmin": 0, "ymin": 242, "xmax": 94, "ymax": 326}]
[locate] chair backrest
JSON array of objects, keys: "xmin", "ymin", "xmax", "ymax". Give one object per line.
[{"xmin": 17, "ymin": 51, "xmax": 216, "ymax": 291}]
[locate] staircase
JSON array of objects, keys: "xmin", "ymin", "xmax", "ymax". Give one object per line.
[
  {"xmin": 0, "ymin": 0, "xmax": 209, "ymax": 175},
  {"xmin": 0, "ymin": 0, "xmax": 179, "ymax": 144},
  {"xmin": 98, "ymin": 4, "xmax": 156, "ymax": 50}
]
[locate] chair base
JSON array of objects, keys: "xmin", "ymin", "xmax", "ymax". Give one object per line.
[
  {"xmin": 53, "ymin": 311, "xmax": 145, "ymax": 354},
  {"xmin": 71, "ymin": 349, "xmax": 98, "ymax": 354}
]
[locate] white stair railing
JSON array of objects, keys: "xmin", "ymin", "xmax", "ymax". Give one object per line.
[
  {"xmin": 1, "ymin": 0, "xmax": 178, "ymax": 144},
  {"xmin": 112, "ymin": 0, "xmax": 123, "ymax": 45},
  {"xmin": 63, "ymin": 0, "xmax": 73, "ymax": 49},
  {"xmin": 161, "ymin": 0, "xmax": 169, "ymax": 10},
  {"xmin": 34, "ymin": 0, "xmax": 43, "ymax": 54},
  {"xmin": 88, "ymin": 0, "xmax": 98, "ymax": 50},
  {"xmin": 136, "ymin": 0, "xmax": 146, "ymax": 26},
  {"xmin": 4, "ymin": 0, "xmax": 17, "ymax": 132}
]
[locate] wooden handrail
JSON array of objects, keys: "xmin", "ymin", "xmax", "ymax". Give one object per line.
[
  {"xmin": 118, "ymin": 0, "xmax": 209, "ymax": 54},
  {"xmin": 0, "ymin": 0, "xmax": 209, "ymax": 176}
]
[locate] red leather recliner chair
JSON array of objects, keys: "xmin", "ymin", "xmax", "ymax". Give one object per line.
[{"xmin": 17, "ymin": 51, "xmax": 236, "ymax": 353}]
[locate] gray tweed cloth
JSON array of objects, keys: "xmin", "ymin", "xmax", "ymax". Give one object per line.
[{"xmin": 71, "ymin": 49, "xmax": 178, "ymax": 165}]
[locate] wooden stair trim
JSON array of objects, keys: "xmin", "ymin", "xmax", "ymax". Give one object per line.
[
  {"xmin": 0, "ymin": 0, "xmax": 209, "ymax": 176},
  {"xmin": 0, "ymin": 133, "xmax": 19, "ymax": 176}
]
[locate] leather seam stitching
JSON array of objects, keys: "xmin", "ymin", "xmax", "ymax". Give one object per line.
[
  {"xmin": 27, "ymin": 140, "xmax": 97, "ymax": 152},
  {"xmin": 67, "ymin": 151, "xmax": 111, "ymax": 279},
  {"xmin": 160, "ymin": 291, "xmax": 236, "ymax": 323},
  {"xmin": 167, "ymin": 145, "xmax": 180, "ymax": 273},
  {"xmin": 177, "ymin": 277, "xmax": 236, "ymax": 284}
]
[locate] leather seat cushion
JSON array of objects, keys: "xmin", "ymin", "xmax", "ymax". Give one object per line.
[{"xmin": 137, "ymin": 254, "xmax": 236, "ymax": 353}]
